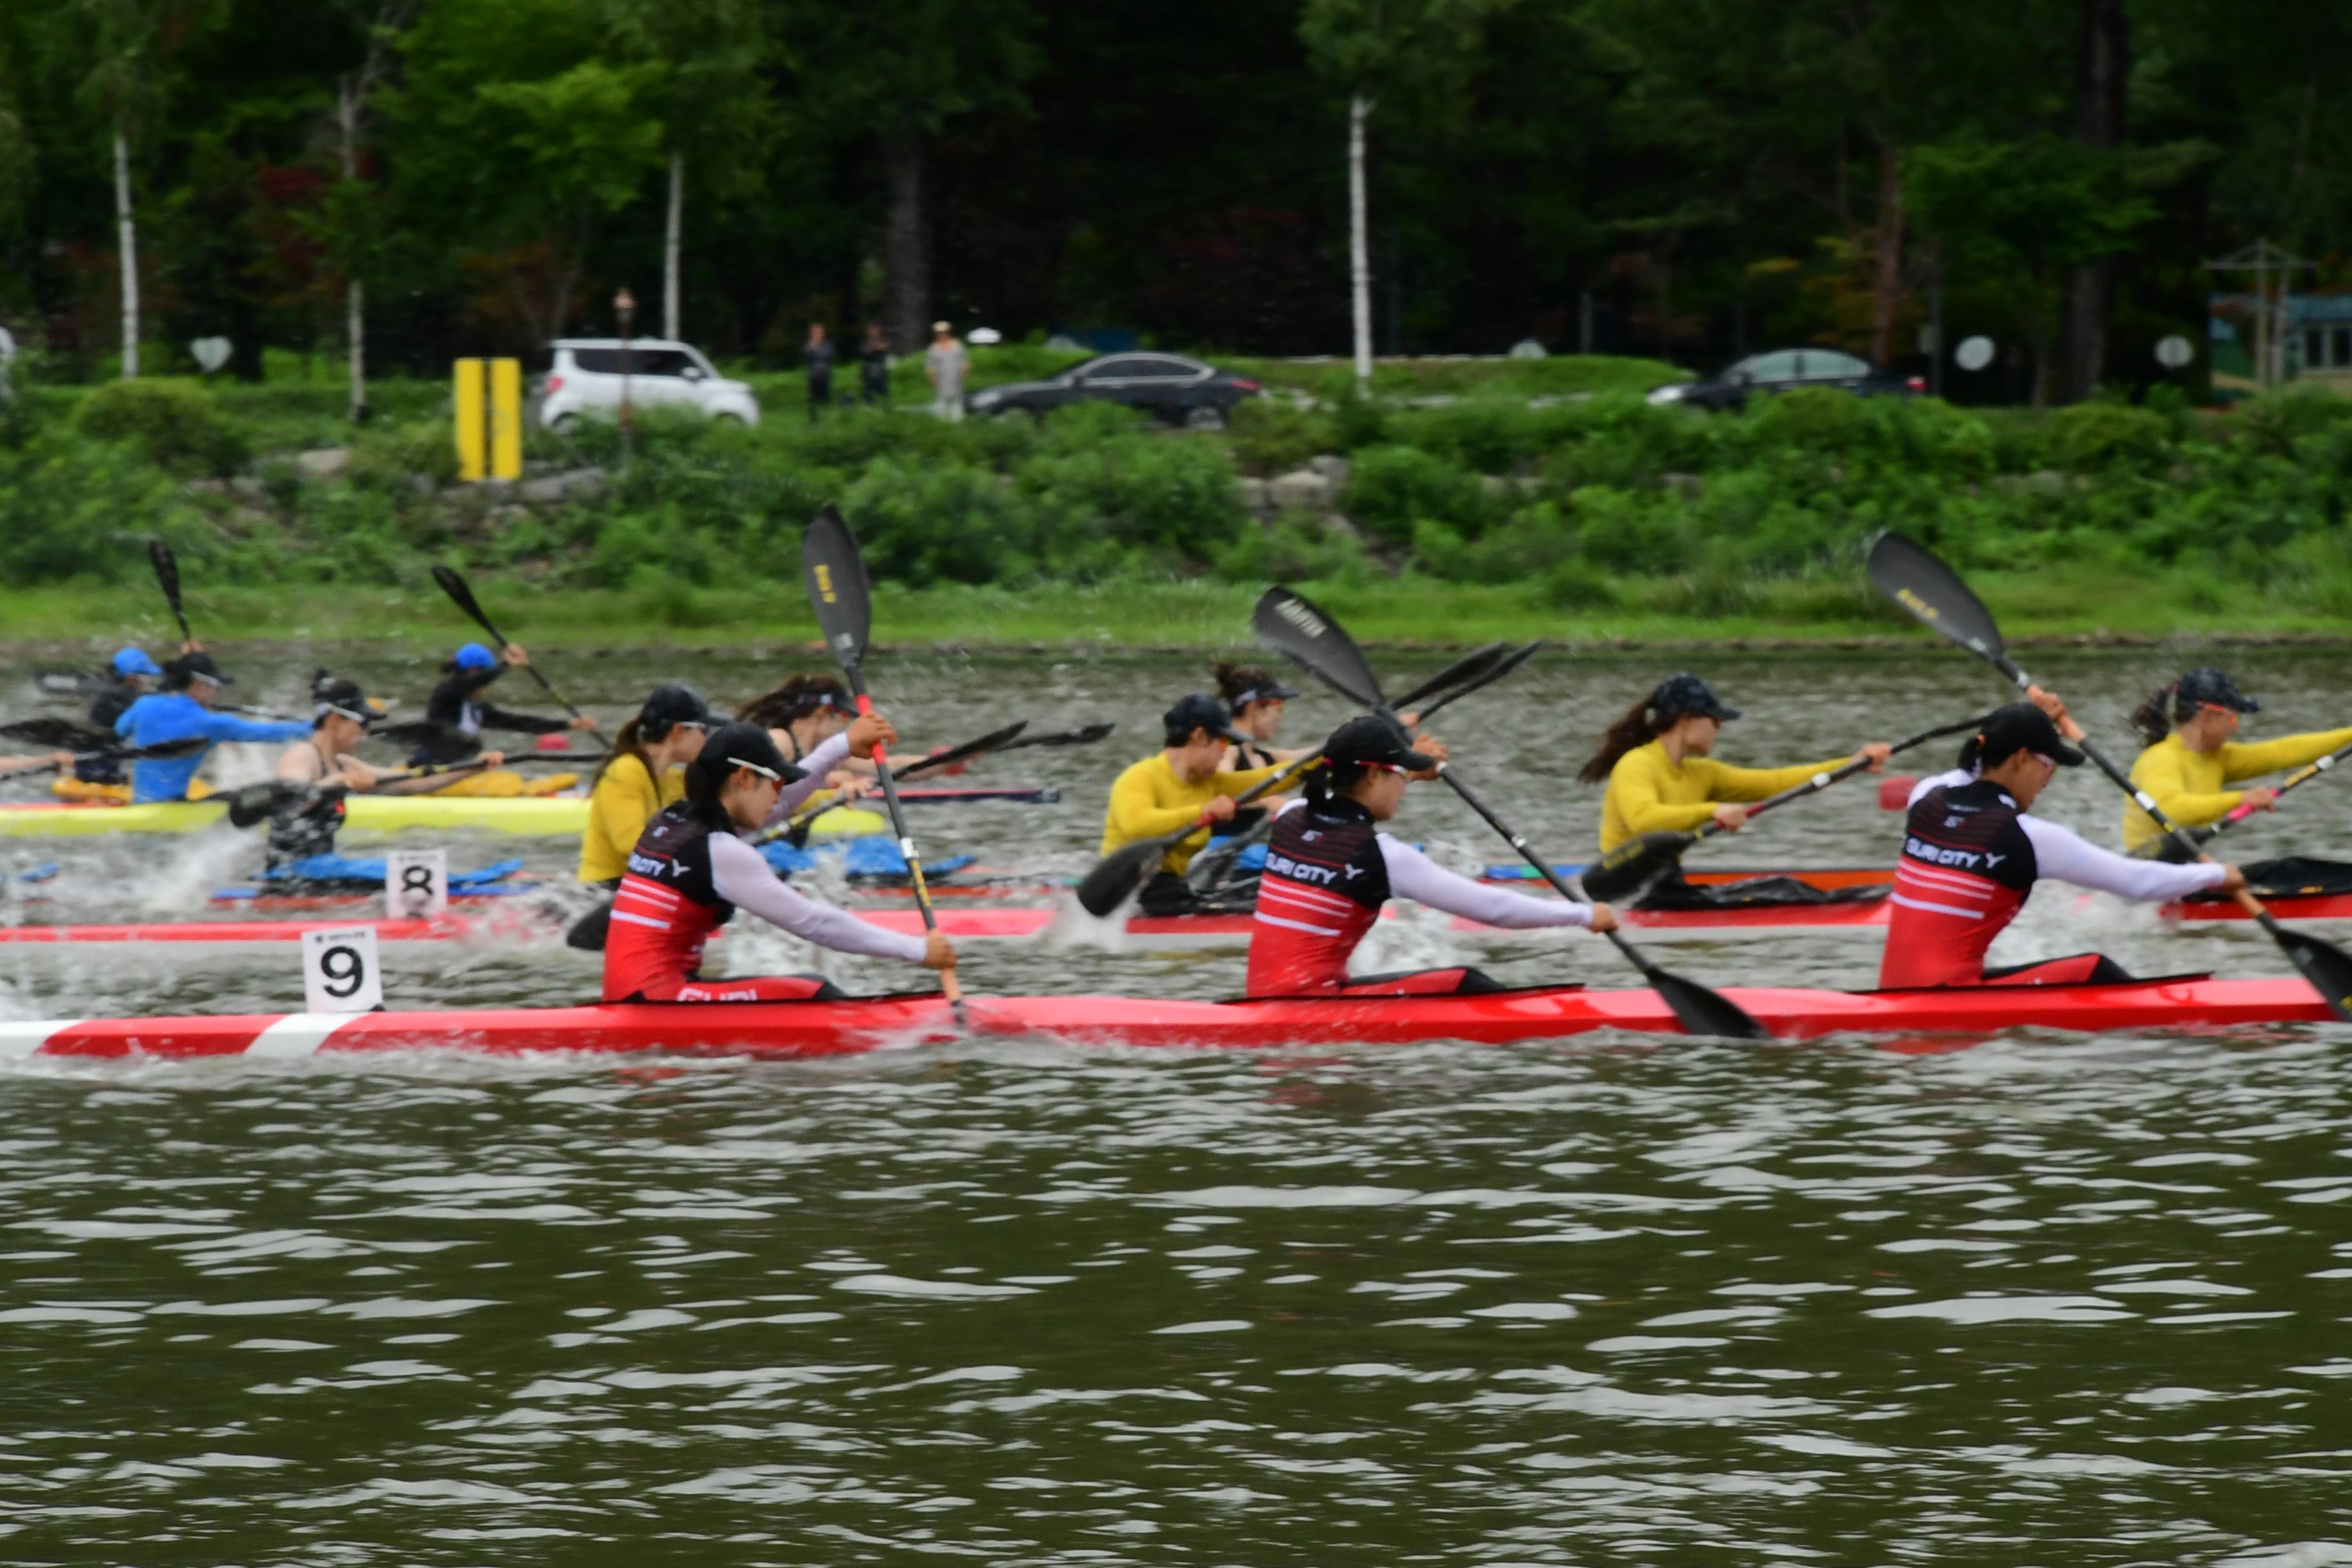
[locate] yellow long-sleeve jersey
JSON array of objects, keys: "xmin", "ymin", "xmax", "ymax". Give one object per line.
[
  {"xmin": 1599, "ymin": 739, "xmax": 1849, "ymax": 852},
  {"xmin": 1099, "ymin": 752, "xmax": 1296, "ymax": 874},
  {"xmin": 578, "ymin": 752, "xmax": 687, "ymax": 882},
  {"xmin": 2123, "ymin": 726, "xmax": 2352, "ymax": 853}
]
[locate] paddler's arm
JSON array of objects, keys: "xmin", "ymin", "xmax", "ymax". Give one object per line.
[
  {"xmin": 2129, "ymin": 743, "xmax": 2240, "ymax": 829},
  {"xmin": 1213, "ymin": 761, "xmax": 1299, "ymax": 798},
  {"xmin": 2020, "ymin": 817, "xmax": 2235, "ymax": 901},
  {"xmin": 709, "ymin": 832, "xmax": 931, "ymax": 962},
  {"xmin": 1379, "ymin": 837, "xmax": 1616, "ymax": 932},
  {"xmin": 1695, "ymin": 752, "xmax": 1883, "ymax": 803},
  {"xmin": 1607, "ymin": 750, "xmax": 1720, "ymax": 836},
  {"xmin": 2219, "ymin": 726, "xmax": 2352, "ymax": 782},
  {"xmin": 762, "ymin": 716, "xmax": 890, "ymax": 826},
  {"xmin": 1107, "ymin": 768, "xmax": 1218, "ymax": 841},
  {"xmin": 198, "ymin": 712, "xmax": 312, "ymax": 745}
]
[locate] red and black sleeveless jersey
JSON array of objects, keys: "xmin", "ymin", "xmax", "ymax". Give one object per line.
[
  {"xmin": 1247, "ymin": 799, "xmax": 1390, "ymax": 994},
  {"xmin": 603, "ymin": 803, "xmax": 735, "ymax": 1001},
  {"xmin": 1880, "ymin": 778, "xmax": 2039, "ymax": 987}
]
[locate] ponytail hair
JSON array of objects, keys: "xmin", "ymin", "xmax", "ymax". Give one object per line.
[
  {"xmin": 737, "ymin": 674, "xmax": 850, "ymax": 730},
  {"xmin": 591, "ymin": 714, "xmax": 654, "ymax": 791},
  {"xmin": 1303, "ymin": 757, "xmax": 1364, "ymax": 807},
  {"xmin": 1955, "ymin": 733, "xmax": 1983, "ymax": 772},
  {"xmin": 2130, "ymin": 684, "xmax": 2187, "ymax": 747},
  {"xmin": 1578, "ymin": 695, "xmax": 1673, "ymax": 785}
]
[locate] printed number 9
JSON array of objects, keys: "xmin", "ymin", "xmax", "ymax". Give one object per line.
[{"xmin": 320, "ymin": 943, "xmax": 366, "ymax": 999}]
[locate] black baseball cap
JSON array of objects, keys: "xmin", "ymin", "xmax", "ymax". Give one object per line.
[
  {"xmin": 1975, "ymin": 703, "xmax": 2084, "ymax": 769},
  {"xmin": 163, "ymin": 651, "xmax": 232, "ymax": 690},
  {"xmin": 695, "ymin": 720, "xmax": 805, "ymax": 786},
  {"xmin": 1164, "ymin": 693, "xmax": 1244, "ymax": 746},
  {"xmin": 1650, "ymin": 673, "xmax": 1738, "ymax": 723},
  {"xmin": 311, "ymin": 675, "xmax": 380, "ymax": 726},
  {"xmin": 2177, "ymin": 667, "xmax": 2260, "ymax": 714},
  {"xmin": 1323, "ymin": 714, "xmax": 1437, "ymax": 774},
  {"xmin": 638, "ymin": 683, "xmax": 712, "ymax": 737},
  {"xmin": 1226, "ymin": 674, "xmax": 1300, "ymax": 714}
]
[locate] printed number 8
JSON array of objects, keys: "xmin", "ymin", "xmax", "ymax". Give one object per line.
[
  {"xmin": 401, "ymin": 866, "xmax": 435, "ymax": 894},
  {"xmin": 320, "ymin": 943, "xmax": 366, "ymax": 999}
]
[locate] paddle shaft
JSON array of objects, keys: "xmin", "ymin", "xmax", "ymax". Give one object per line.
[
  {"xmin": 432, "ymin": 566, "xmax": 587, "ymax": 720},
  {"xmin": 1699, "ymin": 710, "xmax": 1992, "ymax": 839},
  {"xmin": 2199, "ymin": 739, "xmax": 2352, "ymax": 841},
  {"xmin": 759, "ymin": 722, "xmax": 1026, "ymax": 842},
  {"xmin": 841, "ymin": 679, "xmax": 960, "ymax": 1004}
]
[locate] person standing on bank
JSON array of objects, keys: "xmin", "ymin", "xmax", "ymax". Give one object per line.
[
  {"xmin": 925, "ymin": 322, "xmax": 966, "ymax": 422},
  {"xmin": 859, "ymin": 323, "xmax": 890, "ymax": 405},
  {"xmin": 805, "ymin": 322, "xmax": 836, "ymax": 422}
]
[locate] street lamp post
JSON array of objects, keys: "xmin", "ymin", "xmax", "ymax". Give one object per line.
[{"xmin": 616, "ymin": 286, "xmax": 636, "ymax": 463}]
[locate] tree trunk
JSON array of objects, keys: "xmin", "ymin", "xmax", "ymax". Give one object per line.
[
  {"xmin": 1869, "ymin": 143, "xmax": 1905, "ymax": 368},
  {"xmin": 113, "ymin": 126, "xmax": 137, "ymax": 378},
  {"xmin": 1348, "ymin": 94, "xmax": 1373, "ymax": 384},
  {"xmin": 663, "ymin": 148, "xmax": 683, "ymax": 341},
  {"xmin": 338, "ymin": 78, "xmax": 368, "ymax": 422},
  {"xmin": 883, "ymin": 127, "xmax": 928, "ymax": 355},
  {"xmin": 2059, "ymin": 0, "xmax": 2127, "ymax": 402}
]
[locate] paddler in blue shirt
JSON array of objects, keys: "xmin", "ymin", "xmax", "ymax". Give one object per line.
[{"xmin": 113, "ymin": 652, "xmax": 310, "ymax": 803}]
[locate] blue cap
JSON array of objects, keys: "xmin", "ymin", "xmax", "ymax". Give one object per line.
[
  {"xmin": 453, "ymin": 642, "xmax": 498, "ymax": 671},
  {"xmin": 112, "ymin": 647, "xmax": 164, "ymax": 678}
]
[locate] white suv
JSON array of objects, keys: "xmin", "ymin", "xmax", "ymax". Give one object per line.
[{"xmin": 536, "ymin": 339, "xmax": 761, "ymax": 430}]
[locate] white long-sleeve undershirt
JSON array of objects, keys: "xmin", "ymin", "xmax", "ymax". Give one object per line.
[
  {"xmin": 707, "ymin": 830, "xmax": 927, "ymax": 962},
  {"xmin": 1271, "ymin": 799, "xmax": 1594, "ymax": 930},
  {"xmin": 2016, "ymin": 815, "xmax": 2226, "ymax": 903},
  {"xmin": 767, "ymin": 732, "xmax": 853, "ymax": 825}
]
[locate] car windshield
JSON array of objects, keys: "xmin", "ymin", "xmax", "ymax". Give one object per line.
[
  {"xmin": 1729, "ymin": 351, "xmax": 1801, "ymax": 382},
  {"xmin": 1796, "ymin": 349, "xmax": 1870, "ymax": 379},
  {"xmin": 682, "ymin": 347, "xmax": 717, "ymax": 377}
]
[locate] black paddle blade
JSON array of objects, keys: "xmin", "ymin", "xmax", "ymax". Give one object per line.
[
  {"xmin": 1014, "ymin": 721, "xmax": 1115, "ymax": 749},
  {"xmin": 897, "ymin": 721, "xmax": 1029, "ymax": 780},
  {"xmin": 1578, "ymin": 829, "xmax": 1699, "ymax": 904},
  {"xmin": 1400, "ymin": 642, "xmax": 1509, "ymax": 708},
  {"xmin": 226, "ymin": 780, "xmax": 299, "ymax": 828},
  {"xmin": 1, "ymin": 718, "xmax": 110, "ymax": 750},
  {"xmin": 1253, "ymin": 587, "xmax": 1385, "ymax": 707},
  {"xmin": 1649, "ymin": 965, "xmax": 1771, "ymax": 1041},
  {"xmin": 149, "ymin": 538, "xmax": 181, "ymax": 605},
  {"xmin": 803, "ymin": 505, "xmax": 874, "ymax": 671},
  {"xmin": 430, "ymin": 563, "xmax": 498, "ymax": 635},
  {"xmin": 2276, "ymin": 926, "xmax": 2352, "ymax": 1024},
  {"xmin": 1867, "ymin": 533, "xmax": 2006, "ymax": 662},
  {"xmin": 1075, "ymin": 839, "xmax": 1164, "ymax": 917}
]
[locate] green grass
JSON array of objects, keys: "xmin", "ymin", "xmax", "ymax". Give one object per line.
[{"xmin": 3, "ymin": 566, "xmax": 2338, "ymax": 656}]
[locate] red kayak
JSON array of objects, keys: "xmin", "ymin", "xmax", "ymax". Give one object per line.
[{"xmin": 0, "ymin": 976, "xmax": 2331, "ymax": 1061}]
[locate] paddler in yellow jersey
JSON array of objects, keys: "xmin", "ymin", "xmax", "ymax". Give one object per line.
[
  {"xmin": 1580, "ymin": 674, "xmax": 1891, "ymax": 853},
  {"xmin": 1100, "ymin": 694, "xmax": 1302, "ymax": 916},
  {"xmin": 2122, "ymin": 667, "xmax": 2352, "ymax": 856}
]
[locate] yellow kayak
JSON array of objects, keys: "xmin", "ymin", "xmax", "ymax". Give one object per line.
[{"xmin": 0, "ymin": 798, "xmax": 889, "ymax": 839}]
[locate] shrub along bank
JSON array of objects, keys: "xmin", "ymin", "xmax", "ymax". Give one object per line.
[{"xmin": 4, "ymin": 360, "xmax": 2351, "ymax": 645}]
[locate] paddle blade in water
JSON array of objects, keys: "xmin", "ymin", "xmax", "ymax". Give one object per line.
[
  {"xmin": 1867, "ymin": 532, "xmax": 2006, "ymax": 662},
  {"xmin": 1649, "ymin": 966, "xmax": 1770, "ymax": 1041},
  {"xmin": 1252, "ymin": 587, "xmax": 1385, "ymax": 707},
  {"xmin": 801, "ymin": 505, "xmax": 874, "ymax": 670},
  {"xmin": 2275, "ymin": 925, "xmax": 2352, "ymax": 1024},
  {"xmin": 1075, "ymin": 839, "xmax": 1164, "ymax": 918},
  {"xmin": 1578, "ymin": 830, "xmax": 1698, "ymax": 904}
]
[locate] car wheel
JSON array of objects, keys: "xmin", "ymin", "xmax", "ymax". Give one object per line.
[{"xmin": 1182, "ymin": 404, "xmax": 1228, "ymax": 433}]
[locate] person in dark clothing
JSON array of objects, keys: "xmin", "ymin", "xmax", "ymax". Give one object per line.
[
  {"xmin": 805, "ymin": 324, "xmax": 836, "ymax": 421},
  {"xmin": 407, "ymin": 642, "xmax": 598, "ymax": 769},
  {"xmin": 859, "ymin": 323, "xmax": 890, "ymax": 405},
  {"xmin": 77, "ymin": 647, "xmax": 167, "ymax": 787}
]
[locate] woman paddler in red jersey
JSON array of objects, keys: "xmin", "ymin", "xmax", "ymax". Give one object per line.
[
  {"xmin": 1246, "ymin": 714, "xmax": 1618, "ymax": 997},
  {"xmin": 1881, "ymin": 702, "xmax": 2243, "ymax": 989},
  {"xmin": 603, "ymin": 721, "xmax": 955, "ymax": 1002}
]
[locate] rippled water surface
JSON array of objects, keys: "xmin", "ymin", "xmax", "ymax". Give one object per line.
[{"xmin": 4, "ymin": 644, "xmax": 2351, "ymax": 1562}]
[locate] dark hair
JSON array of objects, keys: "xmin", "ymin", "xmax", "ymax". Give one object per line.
[
  {"xmin": 736, "ymin": 674, "xmax": 850, "ymax": 730},
  {"xmin": 681, "ymin": 743, "xmax": 734, "ymax": 825},
  {"xmin": 1578, "ymin": 695, "xmax": 1675, "ymax": 785},
  {"xmin": 591, "ymin": 714, "xmax": 656, "ymax": 791},
  {"xmin": 2129, "ymin": 684, "xmax": 2193, "ymax": 747},
  {"xmin": 1213, "ymin": 662, "xmax": 1272, "ymax": 709},
  {"xmin": 1955, "ymin": 733, "xmax": 1983, "ymax": 772}
]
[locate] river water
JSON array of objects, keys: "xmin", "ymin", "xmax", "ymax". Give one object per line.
[{"xmin": 3, "ymin": 643, "xmax": 2350, "ymax": 1563}]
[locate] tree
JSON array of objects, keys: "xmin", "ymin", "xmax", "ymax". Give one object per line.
[
  {"xmin": 1299, "ymin": 0, "xmax": 1498, "ymax": 382},
  {"xmin": 328, "ymin": 0, "xmax": 415, "ymax": 421},
  {"xmin": 774, "ymin": 0, "xmax": 1041, "ymax": 352}
]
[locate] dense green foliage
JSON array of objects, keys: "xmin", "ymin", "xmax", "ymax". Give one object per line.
[
  {"xmin": 0, "ymin": 0, "xmax": 2342, "ymax": 394},
  {"xmin": 8, "ymin": 361, "xmax": 2351, "ymax": 630}
]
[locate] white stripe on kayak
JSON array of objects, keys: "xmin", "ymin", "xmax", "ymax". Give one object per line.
[
  {"xmin": 0, "ymin": 1019, "xmax": 73, "ymax": 1058},
  {"xmin": 248, "ymin": 1014, "xmax": 353, "ymax": 1058}
]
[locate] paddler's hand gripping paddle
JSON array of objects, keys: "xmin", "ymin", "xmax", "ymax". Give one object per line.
[{"xmin": 1868, "ymin": 529, "xmax": 2352, "ymax": 1024}]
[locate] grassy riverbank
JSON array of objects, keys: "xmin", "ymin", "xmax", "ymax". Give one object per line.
[{"xmin": 6, "ymin": 566, "xmax": 2347, "ymax": 658}]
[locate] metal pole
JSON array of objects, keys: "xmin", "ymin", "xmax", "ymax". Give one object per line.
[{"xmin": 1930, "ymin": 259, "xmax": 1945, "ymax": 399}]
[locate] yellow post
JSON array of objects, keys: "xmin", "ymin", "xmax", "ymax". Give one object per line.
[
  {"xmin": 489, "ymin": 357, "xmax": 522, "ymax": 480},
  {"xmin": 453, "ymin": 358, "xmax": 485, "ymax": 482}
]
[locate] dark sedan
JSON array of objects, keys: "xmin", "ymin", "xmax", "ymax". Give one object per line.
[
  {"xmin": 1647, "ymin": 348, "xmax": 1925, "ymax": 411},
  {"xmin": 966, "ymin": 352, "xmax": 1262, "ymax": 429}
]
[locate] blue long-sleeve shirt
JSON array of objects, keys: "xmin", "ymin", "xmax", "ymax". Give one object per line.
[{"xmin": 114, "ymin": 693, "xmax": 311, "ymax": 804}]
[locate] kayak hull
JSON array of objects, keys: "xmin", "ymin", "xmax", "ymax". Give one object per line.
[
  {"xmin": 0, "ymin": 977, "xmax": 2332, "ymax": 1060},
  {"xmin": 0, "ymin": 797, "xmax": 885, "ymax": 838}
]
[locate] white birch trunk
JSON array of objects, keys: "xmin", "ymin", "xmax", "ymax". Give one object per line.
[
  {"xmin": 113, "ymin": 127, "xmax": 138, "ymax": 378},
  {"xmin": 663, "ymin": 150, "xmax": 683, "ymax": 341},
  {"xmin": 1348, "ymin": 95, "xmax": 1373, "ymax": 385},
  {"xmin": 339, "ymin": 79, "xmax": 367, "ymax": 420}
]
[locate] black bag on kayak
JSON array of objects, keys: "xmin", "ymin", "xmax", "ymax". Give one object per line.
[{"xmin": 1633, "ymin": 868, "xmax": 1888, "ymax": 911}]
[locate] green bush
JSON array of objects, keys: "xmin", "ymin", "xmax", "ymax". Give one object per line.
[
  {"xmin": 74, "ymin": 377, "xmax": 252, "ymax": 476},
  {"xmin": 1226, "ymin": 397, "xmax": 1335, "ymax": 477},
  {"xmin": 1342, "ymin": 444, "xmax": 1493, "ymax": 547}
]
